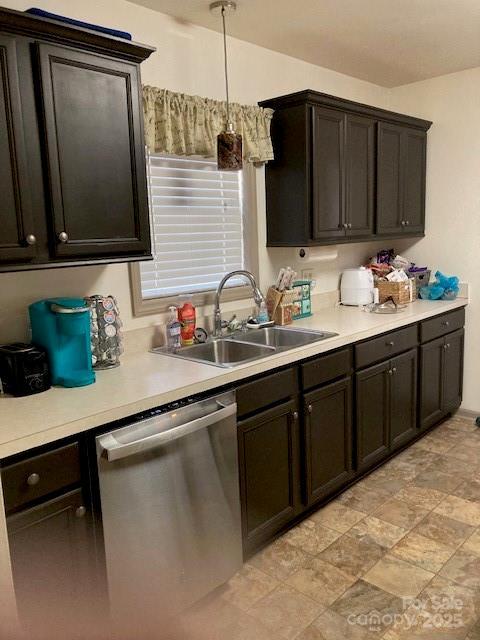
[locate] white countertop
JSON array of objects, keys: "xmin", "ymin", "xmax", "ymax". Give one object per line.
[{"xmin": 0, "ymin": 298, "xmax": 467, "ymax": 459}]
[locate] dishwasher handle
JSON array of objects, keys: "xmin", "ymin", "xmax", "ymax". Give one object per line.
[{"xmin": 98, "ymin": 401, "xmax": 237, "ymax": 462}]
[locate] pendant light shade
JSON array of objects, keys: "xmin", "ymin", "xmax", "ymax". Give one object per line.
[
  {"xmin": 217, "ymin": 123, "xmax": 242, "ymax": 171},
  {"xmin": 210, "ymin": 0, "xmax": 242, "ymax": 171}
]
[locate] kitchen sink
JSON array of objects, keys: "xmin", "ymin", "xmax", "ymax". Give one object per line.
[
  {"xmin": 152, "ymin": 339, "xmax": 275, "ymax": 368},
  {"xmin": 231, "ymin": 326, "xmax": 338, "ymax": 349},
  {"xmin": 152, "ymin": 326, "xmax": 338, "ymax": 368}
]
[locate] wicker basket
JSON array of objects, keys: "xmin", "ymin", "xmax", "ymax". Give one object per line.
[{"xmin": 377, "ymin": 278, "xmax": 416, "ymax": 304}]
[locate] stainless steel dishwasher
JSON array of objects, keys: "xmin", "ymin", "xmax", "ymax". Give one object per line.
[{"xmin": 95, "ymin": 391, "xmax": 241, "ymax": 632}]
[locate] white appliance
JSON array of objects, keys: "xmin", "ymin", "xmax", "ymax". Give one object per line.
[{"xmin": 341, "ymin": 267, "xmax": 374, "ymax": 306}]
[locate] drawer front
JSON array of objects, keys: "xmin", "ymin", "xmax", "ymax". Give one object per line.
[
  {"xmin": 355, "ymin": 325, "xmax": 418, "ymax": 369},
  {"xmin": 420, "ymin": 308, "xmax": 465, "ymax": 344},
  {"xmin": 301, "ymin": 348, "xmax": 352, "ymax": 391},
  {"xmin": 2, "ymin": 443, "xmax": 81, "ymax": 514},
  {"xmin": 236, "ymin": 367, "xmax": 298, "ymax": 418}
]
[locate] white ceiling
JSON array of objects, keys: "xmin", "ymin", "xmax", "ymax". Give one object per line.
[{"xmin": 130, "ymin": 0, "xmax": 480, "ymax": 87}]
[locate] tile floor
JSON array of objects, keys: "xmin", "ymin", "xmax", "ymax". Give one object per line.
[{"xmin": 180, "ymin": 415, "xmax": 480, "ymax": 640}]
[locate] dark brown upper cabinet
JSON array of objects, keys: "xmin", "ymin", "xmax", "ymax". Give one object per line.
[
  {"xmin": 345, "ymin": 114, "xmax": 375, "ymax": 239},
  {"xmin": 0, "ymin": 33, "xmax": 36, "ymax": 263},
  {"xmin": 377, "ymin": 123, "xmax": 426, "ymax": 237},
  {"xmin": 259, "ymin": 90, "xmax": 431, "ymax": 247},
  {"xmin": 311, "ymin": 109, "xmax": 374, "ymax": 241},
  {"xmin": 0, "ymin": 7, "xmax": 154, "ymax": 272},
  {"xmin": 311, "ymin": 106, "xmax": 345, "ymax": 242},
  {"xmin": 37, "ymin": 44, "xmax": 150, "ymax": 259}
]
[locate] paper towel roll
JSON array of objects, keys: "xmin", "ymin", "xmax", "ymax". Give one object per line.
[{"xmin": 298, "ymin": 246, "xmax": 339, "ymax": 263}]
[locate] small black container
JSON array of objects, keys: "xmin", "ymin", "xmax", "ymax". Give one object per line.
[{"xmin": 0, "ymin": 343, "xmax": 51, "ymax": 397}]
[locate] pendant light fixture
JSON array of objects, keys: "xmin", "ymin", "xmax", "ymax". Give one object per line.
[{"xmin": 210, "ymin": 0, "xmax": 242, "ymax": 171}]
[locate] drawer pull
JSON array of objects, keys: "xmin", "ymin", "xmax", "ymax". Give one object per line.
[
  {"xmin": 27, "ymin": 473, "xmax": 40, "ymax": 487},
  {"xmin": 387, "ymin": 369, "xmax": 393, "ymax": 376},
  {"xmin": 392, "ymin": 367, "xmax": 397, "ymax": 374},
  {"xmin": 25, "ymin": 234, "xmax": 36, "ymax": 246},
  {"xmin": 444, "ymin": 343, "xmax": 451, "ymax": 350},
  {"xmin": 442, "ymin": 321, "xmax": 450, "ymax": 327},
  {"xmin": 291, "ymin": 411, "xmax": 299, "ymax": 421},
  {"xmin": 75, "ymin": 506, "xmax": 87, "ymax": 519},
  {"xmin": 307, "ymin": 404, "xmax": 313, "ymax": 414},
  {"xmin": 386, "ymin": 341, "xmax": 395, "ymax": 347}
]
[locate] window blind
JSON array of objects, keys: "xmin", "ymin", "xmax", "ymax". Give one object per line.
[{"xmin": 140, "ymin": 154, "xmax": 245, "ymax": 299}]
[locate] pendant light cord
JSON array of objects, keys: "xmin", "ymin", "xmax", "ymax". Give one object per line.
[{"xmin": 221, "ymin": 5, "xmax": 231, "ymax": 127}]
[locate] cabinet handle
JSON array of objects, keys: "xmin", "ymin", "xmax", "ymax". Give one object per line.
[
  {"xmin": 27, "ymin": 473, "xmax": 40, "ymax": 486},
  {"xmin": 25, "ymin": 234, "xmax": 37, "ymax": 246},
  {"xmin": 446, "ymin": 343, "xmax": 451, "ymax": 349},
  {"xmin": 442, "ymin": 321, "xmax": 450, "ymax": 327},
  {"xmin": 348, "ymin": 223, "xmax": 352, "ymax": 229},
  {"xmin": 387, "ymin": 369, "xmax": 393, "ymax": 375},
  {"xmin": 386, "ymin": 341, "xmax": 395, "ymax": 347},
  {"xmin": 401, "ymin": 220, "xmax": 406, "ymax": 227},
  {"xmin": 57, "ymin": 231, "xmax": 69, "ymax": 243},
  {"xmin": 405, "ymin": 220, "xmax": 410, "ymax": 226},
  {"xmin": 392, "ymin": 367, "xmax": 397, "ymax": 374},
  {"xmin": 342, "ymin": 222, "xmax": 348, "ymax": 229},
  {"xmin": 307, "ymin": 404, "xmax": 313, "ymax": 414},
  {"xmin": 75, "ymin": 506, "xmax": 87, "ymax": 518},
  {"xmin": 291, "ymin": 411, "xmax": 299, "ymax": 422}
]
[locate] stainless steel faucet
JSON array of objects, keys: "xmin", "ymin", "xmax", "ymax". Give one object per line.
[{"xmin": 214, "ymin": 270, "xmax": 265, "ymax": 337}]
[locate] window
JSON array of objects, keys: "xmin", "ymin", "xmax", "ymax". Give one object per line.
[{"xmin": 130, "ymin": 153, "xmax": 258, "ymax": 316}]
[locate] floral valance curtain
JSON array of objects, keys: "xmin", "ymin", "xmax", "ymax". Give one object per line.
[{"xmin": 143, "ymin": 86, "xmax": 274, "ymax": 164}]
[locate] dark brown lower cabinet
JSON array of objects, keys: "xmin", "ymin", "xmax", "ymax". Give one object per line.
[
  {"xmin": 303, "ymin": 377, "xmax": 353, "ymax": 506},
  {"xmin": 356, "ymin": 349, "xmax": 417, "ymax": 470},
  {"xmin": 419, "ymin": 336, "xmax": 445, "ymax": 429},
  {"xmin": 390, "ymin": 349, "xmax": 417, "ymax": 451},
  {"xmin": 356, "ymin": 360, "xmax": 390, "ymax": 470},
  {"xmin": 237, "ymin": 399, "xmax": 301, "ymax": 554},
  {"xmin": 420, "ymin": 328, "xmax": 464, "ymax": 430},
  {"xmin": 7, "ymin": 489, "xmax": 100, "ymax": 632}
]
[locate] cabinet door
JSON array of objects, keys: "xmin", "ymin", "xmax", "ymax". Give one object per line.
[
  {"xmin": 390, "ymin": 349, "xmax": 417, "ymax": 450},
  {"xmin": 402, "ymin": 128, "xmax": 426, "ymax": 235},
  {"xmin": 443, "ymin": 328, "xmax": 464, "ymax": 413},
  {"xmin": 419, "ymin": 337, "xmax": 445, "ymax": 430},
  {"xmin": 311, "ymin": 106, "xmax": 346, "ymax": 241},
  {"xmin": 303, "ymin": 378, "xmax": 352, "ymax": 506},
  {"xmin": 36, "ymin": 44, "xmax": 150, "ymax": 259},
  {"xmin": 356, "ymin": 361, "xmax": 390, "ymax": 471},
  {"xmin": 0, "ymin": 34, "xmax": 36, "ymax": 263},
  {"xmin": 238, "ymin": 399, "xmax": 300, "ymax": 553},
  {"xmin": 7, "ymin": 489, "xmax": 98, "ymax": 632},
  {"xmin": 376, "ymin": 122, "xmax": 403, "ymax": 235},
  {"xmin": 345, "ymin": 115, "xmax": 375, "ymax": 239}
]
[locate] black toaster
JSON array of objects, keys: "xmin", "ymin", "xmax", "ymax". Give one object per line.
[{"xmin": 0, "ymin": 343, "xmax": 51, "ymax": 397}]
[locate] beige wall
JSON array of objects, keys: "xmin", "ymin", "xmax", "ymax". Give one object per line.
[
  {"xmin": 0, "ymin": 0, "xmax": 403, "ymax": 344},
  {"xmin": 389, "ymin": 67, "xmax": 480, "ymax": 411}
]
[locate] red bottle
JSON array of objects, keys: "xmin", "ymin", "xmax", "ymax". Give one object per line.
[{"xmin": 178, "ymin": 300, "xmax": 196, "ymax": 346}]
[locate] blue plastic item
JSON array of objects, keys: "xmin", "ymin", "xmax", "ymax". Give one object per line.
[
  {"xmin": 419, "ymin": 271, "xmax": 459, "ymax": 301},
  {"xmin": 26, "ymin": 8, "xmax": 133, "ymax": 40},
  {"xmin": 29, "ymin": 298, "xmax": 95, "ymax": 388}
]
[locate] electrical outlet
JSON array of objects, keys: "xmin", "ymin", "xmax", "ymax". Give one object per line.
[{"xmin": 301, "ymin": 269, "xmax": 313, "ymax": 281}]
